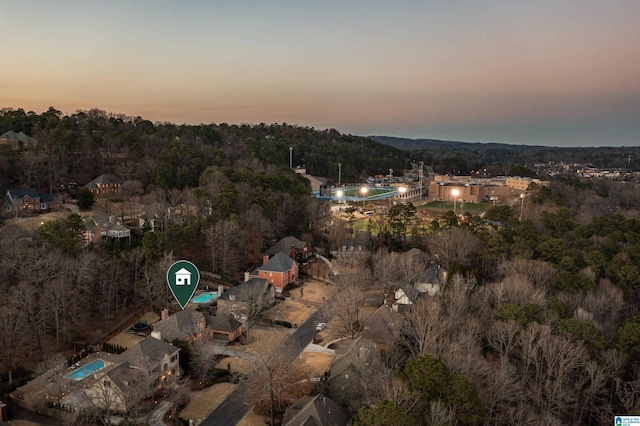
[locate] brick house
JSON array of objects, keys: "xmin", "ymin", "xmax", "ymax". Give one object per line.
[
  {"xmin": 5, "ymin": 188, "xmax": 61, "ymax": 214},
  {"xmin": 84, "ymin": 174, "xmax": 122, "ymax": 197},
  {"xmin": 249, "ymin": 252, "xmax": 299, "ymax": 294}
]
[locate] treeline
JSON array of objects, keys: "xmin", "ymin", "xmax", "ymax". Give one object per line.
[{"xmin": 0, "ymin": 107, "xmax": 406, "ymax": 193}]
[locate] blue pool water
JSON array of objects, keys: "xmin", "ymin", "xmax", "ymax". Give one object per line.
[
  {"xmin": 192, "ymin": 292, "xmax": 217, "ymax": 304},
  {"xmin": 67, "ymin": 359, "xmax": 106, "ymax": 381}
]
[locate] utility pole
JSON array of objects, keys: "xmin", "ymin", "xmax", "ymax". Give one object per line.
[
  {"xmin": 419, "ymin": 161, "xmax": 424, "ymax": 199},
  {"xmin": 289, "ymin": 146, "xmax": 293, "ymax": 168}
]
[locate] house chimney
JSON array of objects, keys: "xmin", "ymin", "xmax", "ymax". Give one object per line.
[
  {"xmin": 151, "ymin": 330, "xmax": 161, "ymax": 340},
  {"xmin": 290, "ymin": 244, "xmax": 296, "ymax": 260},
  {"xmin": 218, "ymin": 284, "xmax": 224, "ymax": 295},
  {"xmin": 109, "ymin": 215, "xmax": 115, "ymax": 225},
  {"xmin": 389, "ymin": 285, "xmax": 395, "ymax": 305},
  {"xmin": 263, "ymin": 254, "xmax": 269, "ymax": 265},
  {"xmin": 161, "ymin": 308, "xmax": 169, "ymax": 320},
  {"xmin": 244, "ymin": 271, "xmax": 250, "ymax": 282}
]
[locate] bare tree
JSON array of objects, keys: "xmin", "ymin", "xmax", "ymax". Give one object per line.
[
  {"xmin": 324, "ymin": 273, "xmax": 366, "ymax": 338},
  {"xmin": 486, "ymin": 274, "xmax": 546, "ymax": 308},
  {"xmin": 426, "ymin": 227, "xmax": 482, "ymax": 268},
  {"xmin": 202, "ymin": 223, "xmax": 219, "ymax": 273},
  {"xmin": 246, "ymin": 347, "xmax": 313, "ymax": 425},
  {"xmin": 235, "ymin": 280, "xmax": 273, "ymax": 341},
  {"xmin": 441, "ymin": 274, "xmax": 476, "ymax": 331},
  {"xmin": 401, "ymin": 297, "xmax": 445, "ymax": 358},
  {"xmin": 217, "ymin": 218, "xmax": 240, "ymax": 277},
  {"xmin": 11, "ymin": 282, "xmax": 46, "ymax": 359},
  {"xmin": 498, "ymin": 258, "xmax": 556, "ymax": 289},
  {"xmin": 0, "ymin": 305, "xmax": 25, "ymax": 384}
]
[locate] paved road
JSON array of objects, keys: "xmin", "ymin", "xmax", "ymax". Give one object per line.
[{"xmin": 200, "ymin": 309, "xmax": 325, "ymax": 426}]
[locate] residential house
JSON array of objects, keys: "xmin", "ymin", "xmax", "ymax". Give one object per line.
[
  {"xmin": 84, "ymin": 174, "xmax": 122, "ymax": 197},
  {"xmin": 12, "ymin": 335, "xmax": 183, "ymax": 418},
  {"xmin": 360, "ymin": 305, "xmax": 403, "ymax": 351},
  {"xmin": 217, "ymin": 278, "xmax": 275, "ymax": 323},
  {"xmin": 249, "ymin": 252, "xmax": 299, "ymax": 294},
  {"xmin": 151, "ymin": 308, "xmax": 205, "ymax": 342},
  {"xmin": 81, "ymin": 336, "xmax": 180, "ymax": 413},
  {"xmin": 117, "ymin": 335, "xmax": 181, "ymax": 386},
  {"xmin": 85, "ymin": 213, "xmax": 131, "ymax": 243},
  {"xmin": 205, "ymin": 313, "xmax": 243, "ymax": 342},
  {"xmin": 266, "ymin": 236, "xmax": 313, "ymax": 260},
  {"xmin": 82, "ymin": 361, "xmax": 143, "ymax": 413},
  {"xmin": 0, "ymin": 130, "xmax": 37, "ymax": 149},
  {"xmin": 334, "ymin": 235, "xmax": 372, "ymax": 266},
  {"xmin": 282, "ymin": 393, "xmax": 351, "ymax": 426},
  {"xmin": 414, "ymin": 264, "xmax": 447, "ymax": 296},
  {"xmin": 5, "ymin": 188, "xmax": 61, "ymax": 214},
  {"xmin": 327, "ymin": 338, "xmax": 374, "ymax": 411},
  {"xmin": 393, "ymin": 284, "xmax": 419, "ymax": 313}
]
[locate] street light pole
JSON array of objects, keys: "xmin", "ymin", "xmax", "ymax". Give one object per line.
[
  {"xmin": 338, "ymin": 163, "xmax": 342, "ymax": 187},
  {"xmin": 519, "ymin": 193, "xmax": 525, "ymax": 221},
  {"xmin": 451, "ymin": 189, "xmax": 460, "ymax": 214},
  {"xmin": 289, "ymin": 146, "xmax": 293, "ymax": 168},
  {"xmin": 360, "ymin": 186, "xmax": 368, "ymax": 210}
]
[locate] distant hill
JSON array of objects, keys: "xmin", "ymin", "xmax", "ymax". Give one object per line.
[
  {"xmin": 369, "ymin": 135, "xmax": 640, "ymax": 171},
  {"xmin": 369, "ymin": 135, "xmax": 548, "ymax": 152}
]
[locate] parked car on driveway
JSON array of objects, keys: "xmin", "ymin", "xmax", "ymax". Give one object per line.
[{"xmin": 316, "ymin": 322, "xmax": 326, "ymax": 331}]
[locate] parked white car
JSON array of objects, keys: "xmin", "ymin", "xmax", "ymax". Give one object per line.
[{"xmin": 316, "ymin": 322, "xmax": 326, "ymax": 331}]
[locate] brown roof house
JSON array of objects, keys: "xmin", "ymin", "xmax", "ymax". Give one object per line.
[
  {"xmin": 282, "ymin": 393, "xmax": 351, "ymax": 426},
  {"xmin": 205, "ymin": 313, "xmax": 243, "ymax": 342},
  {"xmin": 151, "ymin": 308, "xmax": 206, "ymax": 342}
]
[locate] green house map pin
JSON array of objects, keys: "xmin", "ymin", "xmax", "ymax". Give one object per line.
[{"xmin": 166, "ymin": 260, "xmax": 200, "ymax": 309}]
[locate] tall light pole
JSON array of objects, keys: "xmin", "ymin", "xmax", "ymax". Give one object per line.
[
  {"xmin": 289, "ymin": 146, "xmax": 293, "ymax": 168},
  {"xmin": 452, "ymin": 188, "xmax": 460, "ymax": 214},
  {"xmin": 519, "ymin": 193, "xmax": 525, "ymax": 221},
  {"xmin": 419, "ymin": 161, "xmax": 424, "ymax": 199},
  {"xmin": 360, "ymin": 186, "xmax": 368, "ymax": 210},
  {"xmin": 338, "ymin": 163, "xmax": 342, "ymax": 187}
]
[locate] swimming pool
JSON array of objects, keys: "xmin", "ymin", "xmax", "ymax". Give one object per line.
[
  {"xmin": 192, "ymin": 292, "xmax": 218, "ymax": 304},
  {"xmin": 67, "ymin": 359, "xmax": 106, "ymax": 381}
]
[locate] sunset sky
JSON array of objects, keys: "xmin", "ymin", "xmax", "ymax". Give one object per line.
[{"xmin": 2, "ymin": 1, "xmax": 639, "ymax": 147}]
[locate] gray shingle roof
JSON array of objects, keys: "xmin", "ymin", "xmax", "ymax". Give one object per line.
[
  {"xmin": 206, "ymin": 313, "xmax": 242, "ymax": 332},
  {"xmin": 253, "ymin": 252, "xmax": 296, "ymax": 274},
  {"xmin": 118, "ymin": 336, "xmax": 179, "ymax": 368},
  {"xmin": 218, "ymin": 278, "xmax": 270, "ymax": 301},
  {"xmin": 7, "ymin": 188, "xmax": 40, "ymax": 199},
  {"xmin": 266, "ymin": 236, "xmax": 308, "ymax": 256},
  {"xmin": 152, "ymin": 309, "xmax": 203, "ymax": 342},
  {"xmin": 283, "ymin": 393, "xmax": 351, "ymax": 426}
]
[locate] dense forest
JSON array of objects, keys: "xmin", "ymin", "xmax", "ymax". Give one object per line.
[{"xmin": 2, "ymin": 107, "xmax": 640, "ymax": 425}]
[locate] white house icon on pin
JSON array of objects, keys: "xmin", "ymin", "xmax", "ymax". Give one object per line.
[{"xmin": 175, "ymin": 268, "xmax": 192, "ymax": 286}]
